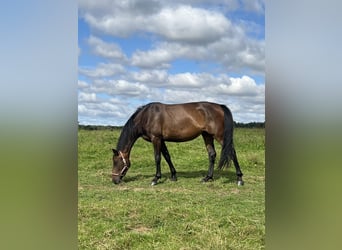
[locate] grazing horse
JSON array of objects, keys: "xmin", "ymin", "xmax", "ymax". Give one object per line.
[{"xmin": 111, "ymin": 102, "xmax": 244, "ymax": 186}]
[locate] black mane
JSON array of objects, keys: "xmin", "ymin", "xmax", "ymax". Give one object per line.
[{"xmin": 116, "ymin": 105, "xmax": 146, "ymax": 151}]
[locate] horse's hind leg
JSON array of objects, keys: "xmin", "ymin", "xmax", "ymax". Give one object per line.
[
  {"xmin": 202, "ymin": 132, "xmax": 216, "ymax": 182},
  {"xmin": 161, "ymin": 140, "xmax": 177, "ymax": 181},
  {"xmin": 232, "ymin": 146, "xmax": 244, "ymax": 186}
]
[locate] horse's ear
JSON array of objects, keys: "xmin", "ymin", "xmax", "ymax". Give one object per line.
[{"xmin": 112, "ymin": 149, "xmax": 119, "ymax": 156}]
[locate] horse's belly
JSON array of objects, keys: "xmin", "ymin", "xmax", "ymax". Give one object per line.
[{"xmin": 163, "ymin": 128, "xmax": 201, "ymax": 142}]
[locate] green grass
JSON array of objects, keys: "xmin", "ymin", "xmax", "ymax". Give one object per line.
[{"xmin": 78, "ymin": 128, "xmax": 265, "ymax": 249}]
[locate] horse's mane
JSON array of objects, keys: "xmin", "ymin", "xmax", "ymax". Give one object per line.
[{"xmin": 116, "ymin": 105, "xmax": 146, "ymax": 150}]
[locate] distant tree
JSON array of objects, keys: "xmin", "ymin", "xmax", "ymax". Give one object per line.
[
  {"xmin": 78, "ymin": 124, "xmax": 123, "ymax": 130},
  {"xmin": 234, "ymin": 121, "xmax": 265, "ymax": 128}
]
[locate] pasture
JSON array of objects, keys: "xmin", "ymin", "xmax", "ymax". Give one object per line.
[{"xmin": 78, "ymin": 127, "xmax": 265, "ymax": 249}]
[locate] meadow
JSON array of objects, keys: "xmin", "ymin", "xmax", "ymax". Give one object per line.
[{"xmin": 78, "ymin": 127, "xmax": 265, "ymax": 249}]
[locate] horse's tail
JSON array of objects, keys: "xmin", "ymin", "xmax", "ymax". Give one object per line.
[{"xmin": 217, "ymin": 105, "xmax": 235, "ymax": 170}]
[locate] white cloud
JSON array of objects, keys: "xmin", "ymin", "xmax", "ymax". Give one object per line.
[
  {"xmin": 131, "ymin": 47, "xmax": 174, "ymax": 69},
  {"xmin": 129, "ymin": 70, "xmax": 168, "ymax": 85},
  {"xmin": 88, "ymin": 36, "xmax": 127, "ymax": 60},
  {"xmin": 80, "ymin": 1, "xmax": 264, "ymax": 73},
  {"xmin": 211, "ymin": 76, "xmax": 263, "ymax": 96},
  {"xmin": 108, "ymin": 97, "xmax": 125, "ymax": 104},
  {"xmin": 78, "ymin": 1, "xmax": 265, "ymax": 125},
  {"xmin": 168, "ymin": 72, "xmax": 218, "ymax": 88},
  {"xmin": 79, "ymin": 63, "xmax": 125, "ymax": 78},
  {"xmin": 78, "ymin": 101, "xmax": 121, "ymax": 117},
  {"xmin": 150, "ymin": 6, "xmax": 231, "ymax": 44},
  {"xmin": 114, "ymin": 80, "xmax": 149, "ymax": 96},
  {"xmin": 130, "ymin": 35, "xmax": 264, "ymax": 74},
  {"xmin": 131, "ymin": 42, "xmax": 196, "ymax": 69},
  {"xmin": 161, "ymin": 89, "xmax": 214, "ymax": 103},
  {"xmin": 81, "ymin": 3, "xmax": 230, "ymax": 44},
  {"xmin": 207, "ymin": 35, "xmax": 265, "ymax": 73},
  {"xmin": 236, "ymin": 41, "xmax": 265, "ymax": 72},
  {"xmin": 78, "ymin": 92, "xmax": 96, "ymax": 102},
  {"xmin": 78, "ymin": 100, "xmax": 136, "ymax": 125},
  {"xmin": 90, "ymin": 79, "xmax": 150, "ymax": 97},
  {"xmin": 78, "ymin": 80, "xmax": 89, "ymax": 89},
  {"xmin": 77, "ymin": 69, "xmax": 264, "ymax": 124}
]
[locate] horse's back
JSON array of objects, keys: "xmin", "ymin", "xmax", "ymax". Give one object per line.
[{"xmin": 139, "ymin": 102, "xmax": 224, "ymax": 142}]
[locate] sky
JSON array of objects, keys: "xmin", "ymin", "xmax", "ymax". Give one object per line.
[{"xmin": 78, "ymin": 0, "xmax": 265, "ymax": 125}]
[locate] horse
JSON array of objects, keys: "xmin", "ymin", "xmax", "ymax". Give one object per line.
[{"xmin": 111, "ymin": 102, "xmax": 244, "ymax": 186}]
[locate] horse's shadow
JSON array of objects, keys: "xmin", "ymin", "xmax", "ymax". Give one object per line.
[{"xmin": 123, "ymin": 167, "xmax": 237, "ymax": 184}]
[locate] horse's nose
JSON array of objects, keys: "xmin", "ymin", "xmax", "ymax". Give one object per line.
[{"xmin": 112, "ymin": 177, "xmax": 121, "ymax": 184}]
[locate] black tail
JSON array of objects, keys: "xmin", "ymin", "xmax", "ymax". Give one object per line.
[{"xmin": 218, "ymin": 105, "xmax": 235, "ymax": 169}]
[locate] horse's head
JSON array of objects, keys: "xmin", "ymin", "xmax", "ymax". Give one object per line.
[{"xmin": 111, "ymin": 149, "xmax": 130, "ymax": 184}]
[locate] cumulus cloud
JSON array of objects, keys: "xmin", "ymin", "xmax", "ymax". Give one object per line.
[
  {"xmin": 78, "ymin": 100, "xmax": 136, "ymax": 125},
  {"xmin": 80, "ymin": 2, "xmax": 230, "ymax": 44},
  {"xmin": 149, "ymin": 6, "xmax": 231, "ymax": 44},
  {"xmin": 168, "ymin": 72, "xmax": 219, "ymax": 88},
  {"xmin": 79, "ymin": 63, "xmax": 125, "ymax": 78},
  {"xmin": 80, "ymin": 0, "xmax": 264, "ymax": 73},
  {"xmin": 131, "ymin": 47, "xmax": 174, "ymax": 69},
  {"xmin": 78, "ymin": 92, "xmax": 96, "ymax": 102},
  {"xmin": 90, "ymin": 79, "xmax": 150, "ymax": 97},
  {"xmin": 162, "ymin": 89, "xmax": 215, "ymax": 103},
  {"xmin": 80, "ymin": 73, "xmax": 263, "ymax": 106},
  {"xmin": 78, "ymin": 80, "xmax": 89, "ymax": 89},
  {"xmin": 129, "ymin": 70, "xmax": 168, "ymax": 85},
  {"xmin": 212, "ymin": 76, "xmax": 264, "ymax": 96},
  {"xmin": 78, "ymin": 102, "xmax": 121, "ymax": 118},
  {"xmin": 130, "ymin": 34, "xmax": 264, "ymax": 74},
  {"xmin": 78, "ymin": 0, "xmax": 265, "ymax": 125},
  {"xmin": 114, "ymin": 80, "xmax": 149, "ymax": 96},
  {"xmin": 131, "ymin": 42, "xmax": 193, "ymax": 69},
  {"xmin": 88, "ymin": 36, "xmax": 127, "ymax": 60}
]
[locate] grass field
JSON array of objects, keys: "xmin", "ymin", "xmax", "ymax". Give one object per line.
[{"xmin": 78, "ymin": 128, "xmax": 265, "ymax": 249}]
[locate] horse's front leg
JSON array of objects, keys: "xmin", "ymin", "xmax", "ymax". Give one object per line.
[{"xmin": 151, "ymin": 137, "xmax": 162, "ymax": 185}]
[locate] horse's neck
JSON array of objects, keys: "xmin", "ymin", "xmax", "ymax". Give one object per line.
[
  {"xmin": 119, "ymin": 141, "xmax": 135, "ymax": 157},
  {"xmin": 117, "ymin": 126, "xmax": 140, "ymax": 157}
]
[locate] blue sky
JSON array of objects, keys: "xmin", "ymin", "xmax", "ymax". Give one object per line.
[{"xmin": 78, "ymin": 0, "xmax": 265, "ymax": 125}]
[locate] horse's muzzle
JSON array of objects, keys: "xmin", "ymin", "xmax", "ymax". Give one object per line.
[
  {"xmin": 112, "ymin": 177, "xmax": 121, "ymax": 184},
  {"xmin": 112, "ymin": 174, "xmax": 122, "ymax": 184}
]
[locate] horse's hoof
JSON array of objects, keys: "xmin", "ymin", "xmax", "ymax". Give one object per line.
[
  {"xmin": 151, "ymin": 181, "xmax": 157, "ymax": 186},
  {"xmin": 170, "ymin": 177, "xmax": 177, "ymax": 182},
  {"xmin": 237, "ymin": 180, "xmax": 244, "ymax": 186},
  {"xmin": 201, "ymin": 177, "xmax": 213, "ymax": 183}
]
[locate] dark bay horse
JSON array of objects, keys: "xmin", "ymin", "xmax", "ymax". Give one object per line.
[{"xmin": 112, "ymin": 102, "xmax": 244, "ymax": 186}]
